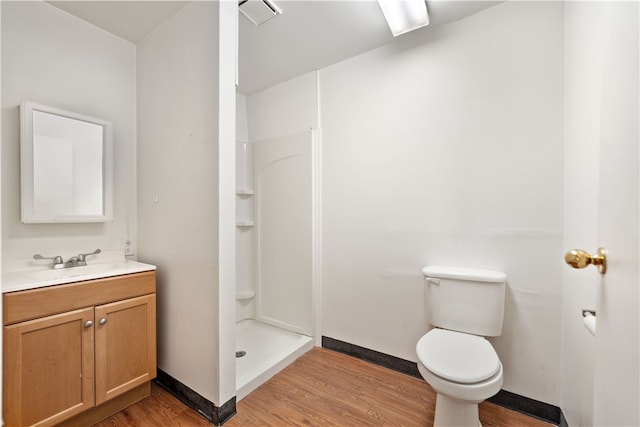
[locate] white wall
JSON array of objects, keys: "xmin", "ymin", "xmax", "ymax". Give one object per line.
[
  {"xmin": 1, "ymin": 1, "xmax": 137, "ymax": 261},
  {"xmin": 216, "ymin": 1, "xmax": 238, "ymax": 406},
  {"xmin": 246, "ymin": 72, "xmax": 318, "ymax": 141},
  {"xmin": 137, "ymin": 1, "xmax": 229, "ymax": 405},
  {"xmin": 320, "ymin": 1, "xmax": 564, "ymax": 405},
  {"xmin": 237, "ymin": 94, "xmax": 249, "ymax": 143}
]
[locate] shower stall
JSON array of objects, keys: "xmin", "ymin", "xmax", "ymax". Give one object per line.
[{"xmin": 235, "ymin": 120, "xmax": 318, "ymax": 399}]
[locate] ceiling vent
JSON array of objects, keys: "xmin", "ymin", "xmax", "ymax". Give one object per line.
[{"xmin": 239, "ymin": 0, "xmax": 283, "ymax": 26}]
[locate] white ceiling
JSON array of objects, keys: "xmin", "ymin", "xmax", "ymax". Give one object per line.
[
  {"xmin": 47, "ymin": 1, "xmax": 501, "ymax": 95},
  {"xmin": 48, "ymin": 1, "xmax": 191, "ymax": 44}
]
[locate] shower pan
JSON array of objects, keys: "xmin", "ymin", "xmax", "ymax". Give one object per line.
[{"xmin": 235, "ymin": 129, "xmax": 316, "ymax": 399}]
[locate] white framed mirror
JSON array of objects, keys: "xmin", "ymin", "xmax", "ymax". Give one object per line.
[{"xmin": 20, "ymin": 100, "xmax": 113, "ymax": 223}]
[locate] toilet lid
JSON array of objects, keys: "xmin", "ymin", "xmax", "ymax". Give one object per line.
[{"xmin": 416, "ymin": 329, "xmax": 500, "ymax": 384}]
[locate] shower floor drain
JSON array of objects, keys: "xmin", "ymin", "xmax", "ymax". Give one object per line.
[{"xmin": 236, "ymin": 350, "xmax": 246, "ymax": 358}]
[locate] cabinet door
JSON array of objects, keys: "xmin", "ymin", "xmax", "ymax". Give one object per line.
[
  {"xmin": 4, "ymin": 307, "xmax": 95, "ymax": 427},
  {"xmin": 94, "ymin": 294, "xmax": 156, "ymax": 405}
]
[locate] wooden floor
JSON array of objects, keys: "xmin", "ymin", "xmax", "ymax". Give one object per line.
[{"xmin": 93, "ymin": 348, "xmax": 553, "ymax": 426}]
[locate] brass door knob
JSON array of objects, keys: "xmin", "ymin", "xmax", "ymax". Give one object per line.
[{"xmin": 564, "ymin": 247, "xmax": 607, "ymax": 274}]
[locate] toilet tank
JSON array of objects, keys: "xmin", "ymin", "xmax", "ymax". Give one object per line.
[{"xmin": 423, "ymin": 266, "xmax": 506, "ymax": 337}]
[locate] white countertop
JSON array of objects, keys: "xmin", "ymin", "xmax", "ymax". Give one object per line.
[{"xmin": 2, "ymin": 251, "xmax": 156, "ymax": 293}]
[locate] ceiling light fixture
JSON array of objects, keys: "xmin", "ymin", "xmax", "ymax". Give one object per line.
[{"xmin": 377, "ymin": 0, "xmax": 429, "ymax": 37}]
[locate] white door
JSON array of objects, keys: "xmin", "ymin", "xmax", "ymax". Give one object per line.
[{"xmin": 591, "ymin": 2, "xmax": 639, "ymax": 425}]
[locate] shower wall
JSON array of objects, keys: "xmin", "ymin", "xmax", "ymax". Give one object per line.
[
  {"xmin": 253, "ymin": 131, "xmax": 313, "ymax": 335},
  {"xmin": 236, "ymin": 95, "xmax": 255, "ymax": 322},
  {"xmin": 237, "ymin": 72, "xmax": 319, "ymax": 334}
]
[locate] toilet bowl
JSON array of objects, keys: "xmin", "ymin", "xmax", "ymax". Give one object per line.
[
  {"xmin": 417, "ymin": 266, "xmax": 507, "ymax": 427},
  {"xmin": 416, "ymin": 329, "xmax": 503, "ymax": 426}
]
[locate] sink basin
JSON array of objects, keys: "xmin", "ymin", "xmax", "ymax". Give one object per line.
[
  {"xmin": 27, "ymin": 264, "xmax": 126, "ymax": 281},
  {"xmin": 2, "ymin": 256, "xmax": 156, "ymax": 293}
]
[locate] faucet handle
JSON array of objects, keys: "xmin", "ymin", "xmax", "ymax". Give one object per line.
[
  {"xmin": 77, "ymin": 249, "xmax": 101, "ymax": 262},
  {"xmin": 33, "ymin": 254, "xmax": 64, "ymax": 268}
]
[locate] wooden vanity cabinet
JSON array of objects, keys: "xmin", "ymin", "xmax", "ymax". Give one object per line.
[
  {"xmin": 4, "ymin": 307, "xmax": 96, "ymax": 426},
  {"xmin": 3, "ymin": 271, "xmax": 156, "ymax": 427},
  {"xmin": 94, "ymin": 293, "xmax": 156, "ymax": 405}
]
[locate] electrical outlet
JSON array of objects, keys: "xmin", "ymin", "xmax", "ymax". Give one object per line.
[{"xmin": 124, "ymin": 239, "xmax": 135, "ymax": 257}]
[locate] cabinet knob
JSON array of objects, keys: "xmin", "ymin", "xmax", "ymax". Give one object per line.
[
  {"xmin": 84, "ymin": 320, "xmax": 93, "ymax": 328},
  {"xmin": 99, "ymin": 318, "xmax": 108, "ymax": 325}
]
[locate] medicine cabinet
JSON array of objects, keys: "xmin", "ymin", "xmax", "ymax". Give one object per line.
[{"xmin": 20, "ymin": 101, "xmax": 113, "ymax": 223}]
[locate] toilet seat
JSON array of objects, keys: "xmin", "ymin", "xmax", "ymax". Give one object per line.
[{"xmin": 417, "ymin": 329, "xmax": 500, "ymax": 384}]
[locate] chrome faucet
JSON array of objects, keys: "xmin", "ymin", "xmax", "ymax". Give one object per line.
[
  {"xmin": 65, "ymin": 256, "xmax": 81, "ymax": 268},
  {"xmin": 33, "ymin": 249, "xmax": 101, "ymax": 270},
  {"xmin": 77, "ymin": 249, "xmax": 101, "ymax": 263},
  {"xmin": 33, "ymin": 254, "xmax": 65, "ymax": 269}
]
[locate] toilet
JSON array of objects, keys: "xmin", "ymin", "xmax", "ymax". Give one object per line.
[{"xmin": 416, "ymin": 266, "xmax": 506, "ymax": 427}]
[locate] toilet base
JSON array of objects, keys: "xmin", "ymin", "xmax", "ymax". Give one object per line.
[{"xmin": 433, "ymin": 393, "xmax": 481, "ymax": 427}]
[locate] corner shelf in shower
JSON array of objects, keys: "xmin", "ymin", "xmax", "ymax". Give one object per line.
[
  {"xmin": 236, "ymin": 189, "xmax": 254, "ymax": 228},
  {"xmin": 236, "ymin": 290, "xmax": 255, "ymax": 300}
]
